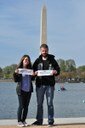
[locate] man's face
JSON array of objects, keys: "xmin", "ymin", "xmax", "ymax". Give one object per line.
[{"xmin": 40, "ymin": 47, "xmax": 48, "ymax": 57}]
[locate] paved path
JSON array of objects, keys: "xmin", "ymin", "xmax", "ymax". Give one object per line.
[{"xmin": 0, "ymin": 118, "xmax": 85, "ymax": 126}]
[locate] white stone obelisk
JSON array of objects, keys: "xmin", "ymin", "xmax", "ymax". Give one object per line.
[{"xmin": 40, "ymin": 5, "xmax": 47, "ymax": 45}]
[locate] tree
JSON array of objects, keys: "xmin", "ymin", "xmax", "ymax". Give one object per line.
[
  {"xmin": 0, "ymin": 67, "xmax": 3, "ymax": 78},
  {"xmin": 65, "ymin": 59, "xmax": 76, "ymax": 72},
  {"xmin": 3, "ymin": 64, "xmax": 17, "ymax": 79},
  {"xmin": 57, "ymin": 59, "xmax": 66, "ymax": 71}
]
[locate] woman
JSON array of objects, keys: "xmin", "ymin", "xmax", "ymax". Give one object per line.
[{"xmin": 13, "ymin": 55, "xmax": 34, "ymax": 127}]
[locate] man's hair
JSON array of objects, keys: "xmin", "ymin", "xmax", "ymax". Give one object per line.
[{"xmin": 40, "ymin": 44, "xmax": 49, "ymax": 50}]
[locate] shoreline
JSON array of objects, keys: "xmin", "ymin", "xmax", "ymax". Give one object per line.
[
  {"xmin": 0, "ymin": 79, "xmax": 13, "ymax": 82},
  {"xmin": 0, "ymin": 79, "xmax": 84, "ymax": 84}
]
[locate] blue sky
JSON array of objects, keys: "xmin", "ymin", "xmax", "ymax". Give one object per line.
[{"xmin": 0, "ymin": 0, "xmax": 85, "ymax": 68}]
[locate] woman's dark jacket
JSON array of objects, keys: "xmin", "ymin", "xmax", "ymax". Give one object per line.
[
  {"xmin": 13, "ymin": 73, "xmax": 33, "ymax": 95},
  {"xmin": 33, "ymin": 54, "xmax": 60, "ymax": 87}
]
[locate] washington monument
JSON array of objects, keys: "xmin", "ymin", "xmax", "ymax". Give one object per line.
[{"xmin": 40, "ymin": 5, "xmax": 47, "ymax": 45}]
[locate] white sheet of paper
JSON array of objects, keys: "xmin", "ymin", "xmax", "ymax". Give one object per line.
[
  {"xmin": 18, "ymin": 68, "xmax": 33, "ymax": 75},
  {"xmin": 37, "ymin": 70, "xmax": 53, "ymax": 76}
]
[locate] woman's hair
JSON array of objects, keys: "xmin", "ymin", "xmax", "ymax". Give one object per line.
[{"xmin": 17, "ymin": 55, "xmax": 32, "ymax": 69}]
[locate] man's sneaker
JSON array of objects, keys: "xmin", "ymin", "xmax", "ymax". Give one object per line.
[
  {"xmin": 23, "ymin": 121, "xmax": 28, "ymax": 127},
  {"xmin": 32, "ymin": 120, "xmax": 42, "ymax": 125},
  {"xmin": 17, "ymin": 122, "xmax": 24, "ymax": 127}
]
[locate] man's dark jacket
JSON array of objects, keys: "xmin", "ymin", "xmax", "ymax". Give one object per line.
[{"xmin": 33, "ymin": 54, "xmax": 60, "ymax": 87}]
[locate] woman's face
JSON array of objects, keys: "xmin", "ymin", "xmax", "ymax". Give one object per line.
[{"xmin": 23, "ymin": 57, "xmax": 29, "ymax": 67}]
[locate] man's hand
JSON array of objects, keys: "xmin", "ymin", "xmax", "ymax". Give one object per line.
[{"xmin": 52, "ymin": 70, "xmax": 57, "ymax": 75}]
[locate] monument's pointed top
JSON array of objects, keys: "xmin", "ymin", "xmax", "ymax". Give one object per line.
[
  {"xmin": 42, "ymin": 4, "xmax": 46, "ymax": 10},
  {"xmin": 40, "ymin": 3, "xmax": 47, "ymax": 45}
]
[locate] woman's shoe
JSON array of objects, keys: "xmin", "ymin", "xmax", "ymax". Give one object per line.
[
  {"xmin": 23, "ymin": 121, "xmax": 28, "ymax": 126},
  {"xmin": 17, "ymin": 122, "xmax": 24, "ymax": 127}
]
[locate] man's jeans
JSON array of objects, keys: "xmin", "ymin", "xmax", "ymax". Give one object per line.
[{"xmin": 36, "ymin": 85, "xmax": 54, "ymax": 124}]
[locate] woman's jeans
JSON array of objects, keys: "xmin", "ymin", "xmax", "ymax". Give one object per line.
[
  {"xmin": 36, "ymin": 85, "xmax": 54, "ymax": 124},
  {"xmin": 17, "ymin": 90, "xmax": 31, "ymax": 122}
]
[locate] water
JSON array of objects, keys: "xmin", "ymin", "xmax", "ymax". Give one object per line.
[{"xmin": 0, "ymin": 82, "xmax": 85, "ymax": 119}]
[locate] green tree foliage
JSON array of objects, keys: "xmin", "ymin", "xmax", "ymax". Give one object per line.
[
  {"xmin": 3, "ymin": 64, "xmax": 17, "ymax": 79},
  {"xmin": 65, "ymin": 59, "xmax": 76, "ymax": 72},
  {"xmin": 76, "ymin": 65, "xmax": 85, "ymax": 82},
  {"xmin": 0, "ymin": 60, "xmax": 85, "ymax": 82},
  {"xmin": 0, "ymin": 67, "xmax": 3, "ymax": 78},
  {"xmin": 57, "ymin": 59, "xmax": 76, "ymax": 72},
  {"xmin": 77, "ymin": 65, "xmax": 85, "ymax": 72},
  {"xmin": 57, "ymin": 59, "xmax": 66, "ymax": 71}
]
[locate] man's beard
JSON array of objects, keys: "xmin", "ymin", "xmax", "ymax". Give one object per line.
[{"xmin": 42, "ymin": 53, "xmax": 48, "ymax": 57}]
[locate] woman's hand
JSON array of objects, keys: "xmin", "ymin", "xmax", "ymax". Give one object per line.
[
  {"xmin": 32, "ymin": 71, "xmax": 35, "ymax": 76},
  {"xmin": 15, "ymin": 69, "xmax": 19, "ymax": 74},
  {"xmin": 34, "ymin": 71, "xmax": 38, "ymax": 76}
]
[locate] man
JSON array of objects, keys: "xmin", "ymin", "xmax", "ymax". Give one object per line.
[{"xmin": 33, "ymin": 44, "xmax": 60, "ymax": 125}]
